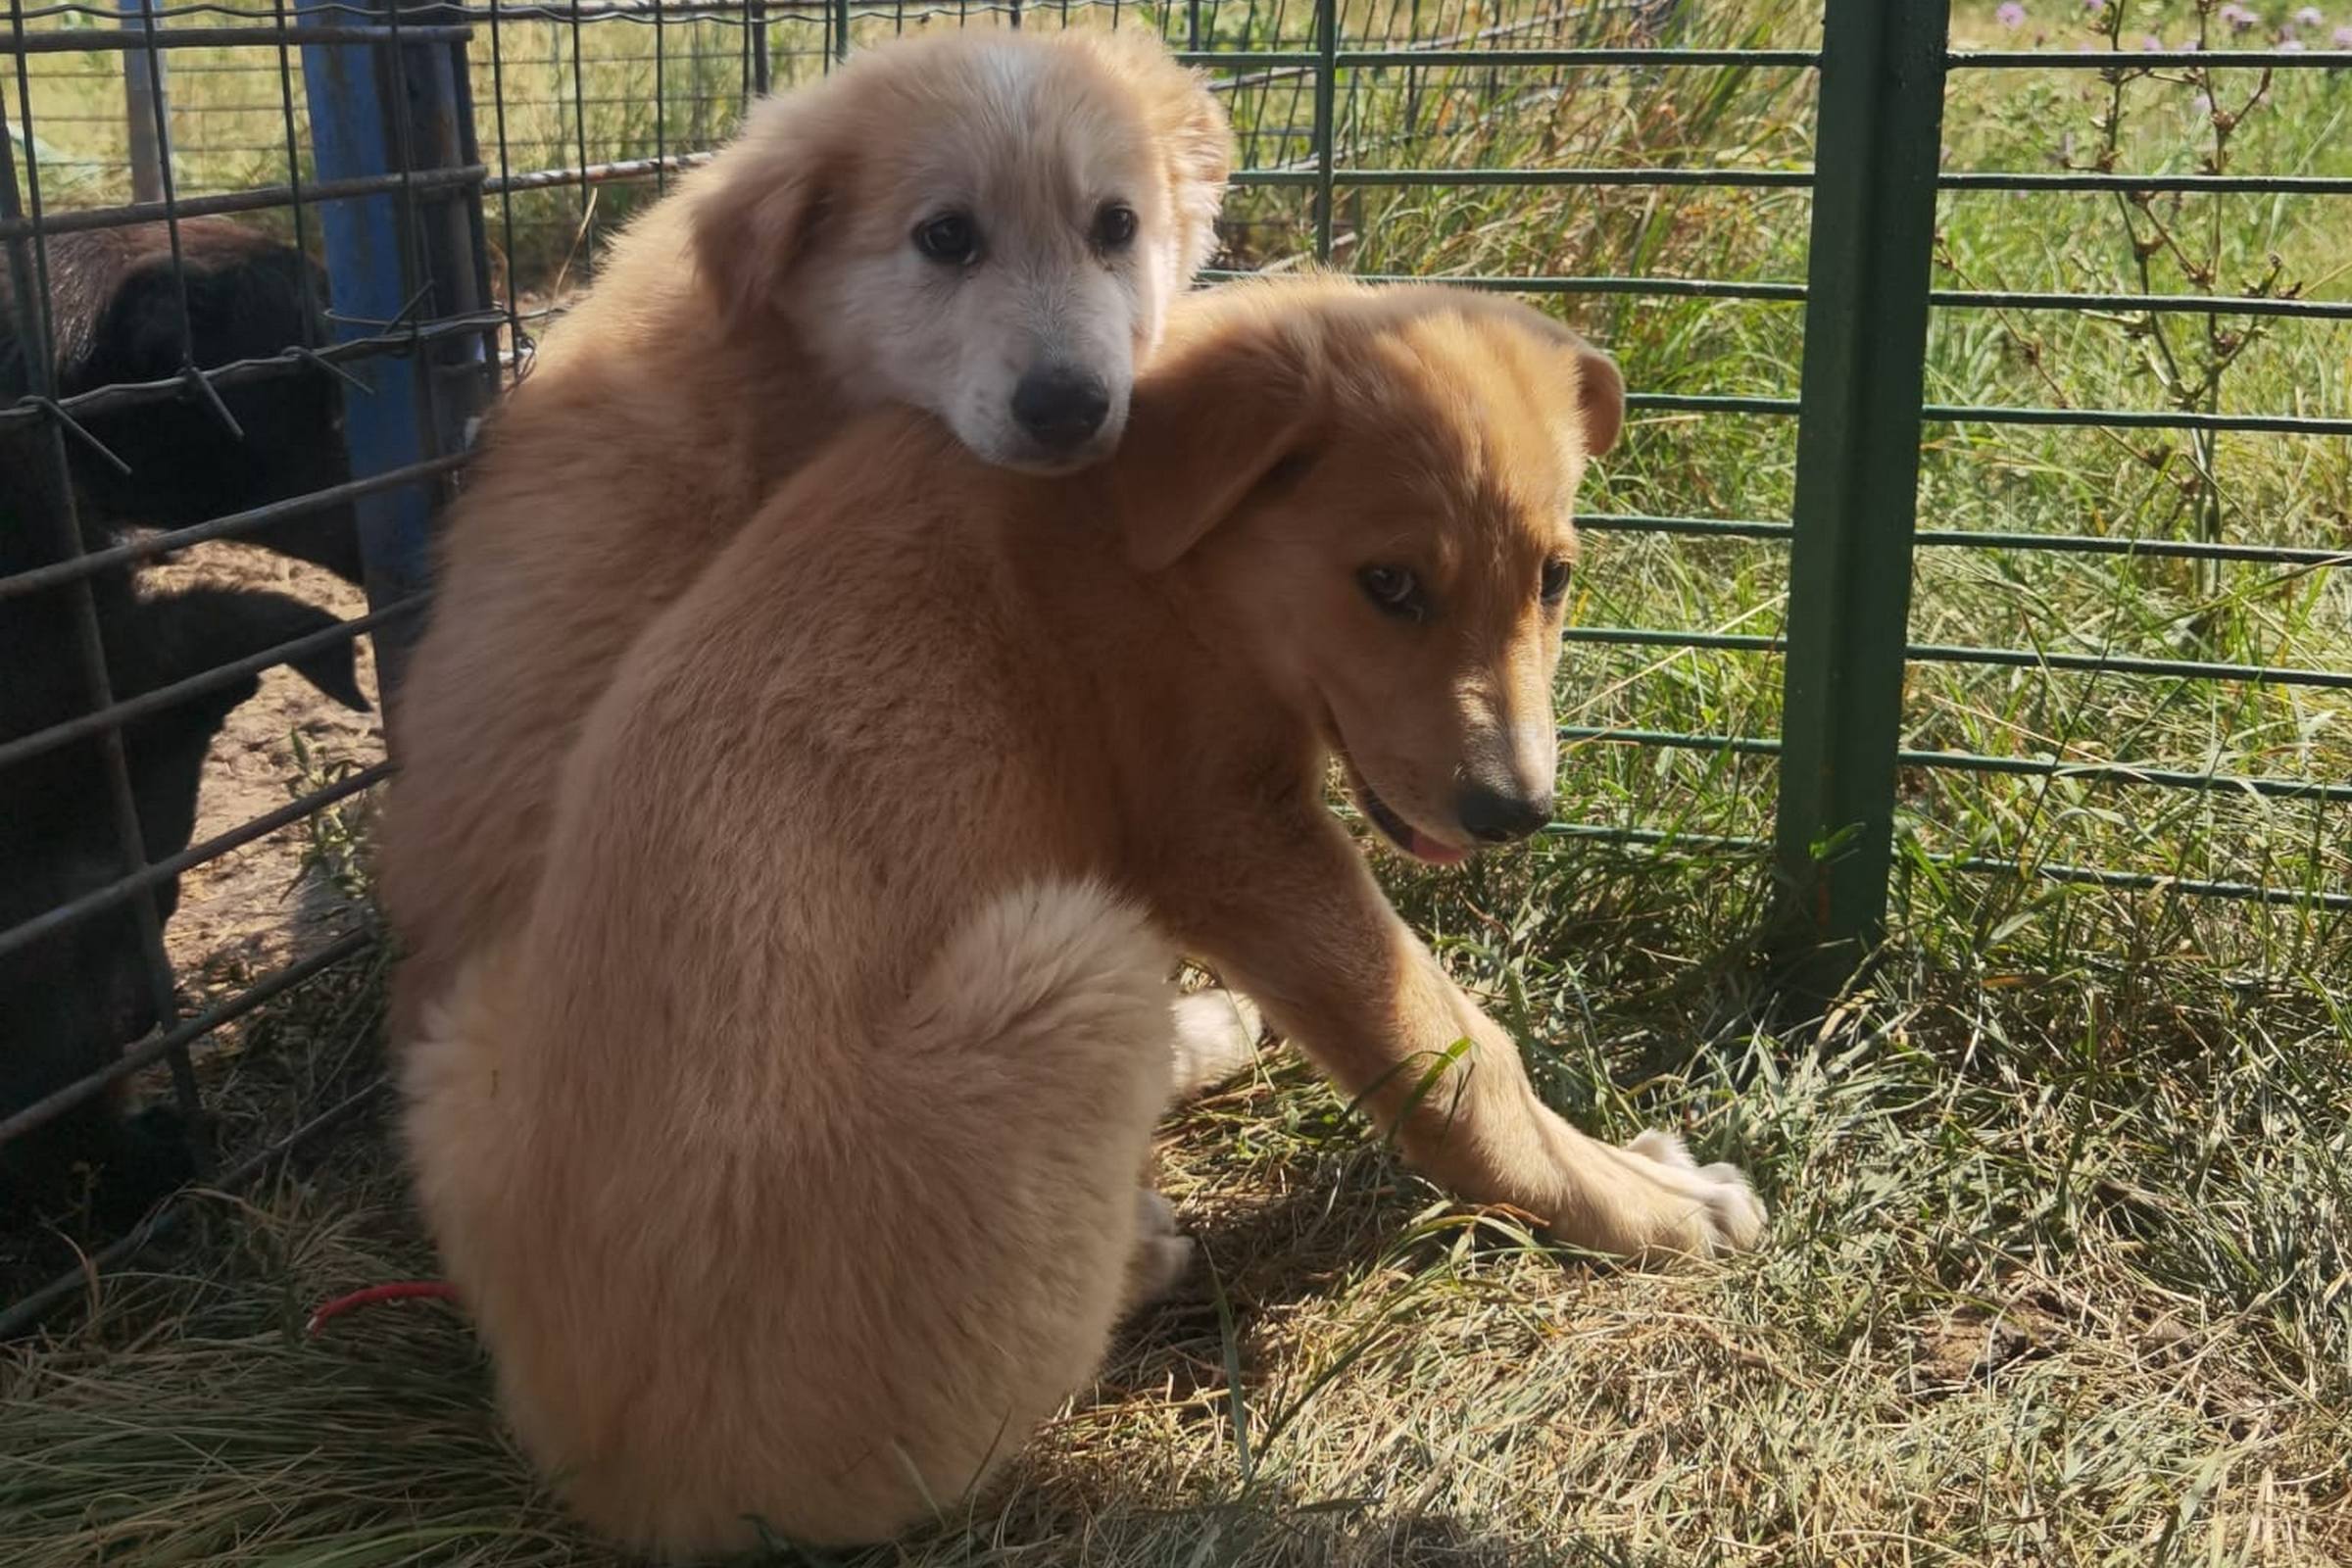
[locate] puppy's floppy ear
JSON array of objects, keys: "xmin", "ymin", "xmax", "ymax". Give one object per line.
[
  {"xmin": 1069, "ymin": 29, "xmax": 1233, "ymax": 276},
  {"xmin": 122, "ymin": 587, "xmax": 369, "ymax": 712},
  {"xmin": 1165, "ymin": 91, "xmax": 1233, "ymax": 279},
  {"xmin": 1522, "ymin": 312, "xmax": 1624, "ymax": 459},
  {"xmin": 1560, "ymin": 328, "xmax": 1625, "ymax": 458},
  {"xmin": 1113, "ymin": 304, "xmax": 1316, "ymax": 573},
  {"xmin": 1151, "ymin": 66, "xmax": 1233, "ymax": 278},
  {"xmin": 1440, "ymin": 290, "xmax": 1625, "ymax": 459},
  {"xmin": 688, "ymin": 93, "xmax": 842, "ymax": 327}
]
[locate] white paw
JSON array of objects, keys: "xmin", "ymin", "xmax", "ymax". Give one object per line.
[
  {"xmin": 1627, "ymin": 1128, "xmax": 1696, "ymax": 1169},
  {"xmin": 1170, "ymin": 989, "xmax": 1261, "ymax": 1099},
  {"xmin": 1694, "ymin": 1169, "xmax": 1768, "ymax": 1254},
  {"xmin": 1124, "ymin": 1189, "xmax": 1197, "ymax": 1308},
  {"xmin": 1625, "ymin": 1129, "xmax": 1767, "ymax": 1255}
]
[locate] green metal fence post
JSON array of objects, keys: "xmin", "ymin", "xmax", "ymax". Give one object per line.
[
  {"xmin": 1771, "ymin": 0, "xmax": 1949, "ymax": 990},
  {"xmin": 1312, "ymin": 0, "xmax": 1338, "ymax": 263}
]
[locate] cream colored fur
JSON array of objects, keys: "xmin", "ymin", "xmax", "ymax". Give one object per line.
[
  {"xmin": 377, "ymin": 26, "xmax": 1229, "ymax": 1043},
  {"xmin": 402, "ymin": 277, "xmax": 1765, "ymax": 1557}
]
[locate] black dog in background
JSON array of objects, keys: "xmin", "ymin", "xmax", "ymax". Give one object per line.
[
  {"xmin": 0, "ymin": 586, "xmax": 366, "ymax": 1228},
  {"xmin": 2, "ymin": 219, "xmax": 371, "ymax": 1229},
  {"xmin": 4, "ymin": 218, "xmax": 366, "ymax": 581}
]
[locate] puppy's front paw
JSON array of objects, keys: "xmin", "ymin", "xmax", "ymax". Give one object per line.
[
  {"xmin": 1623, "ymin": 1129, "xmax": 1766, "ymax": 1256},
  {"xmin": 1627, "ymin": 1128, "xmax": 1696, "ymax": 1169}
]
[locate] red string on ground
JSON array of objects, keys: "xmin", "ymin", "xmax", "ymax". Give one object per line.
[{"xmin": 305, "ymin": 1280, "xmax": 460, "ymax": 1337}]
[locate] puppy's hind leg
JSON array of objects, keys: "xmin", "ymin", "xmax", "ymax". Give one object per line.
[
  {"xmin": 507, "ymin": 881, "xmax": 1200, "ymax": 1556},
  {"xmin": 1171, "ymin": 986, "xmax": 1261, "ymax": 1099},
  {"xmin": 903, "ymin": 884, "xmax": 1199, "ymax": 1307},
  {"xmin": 1124, "ymin": 986, "xmax": 1263, "ymax": 1312},
  {"xmin": 799, "ymin": 880, "xmax": 1191, "ymax": 1542},
  {"xmin": 1124, "ymin": 1187, "xmax": 1195, "ymax": 1311}
]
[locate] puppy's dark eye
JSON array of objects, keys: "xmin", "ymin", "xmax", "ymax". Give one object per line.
[
  {"xmin": 1540, "ymin": 559, "xmax": 1572, "ymax": 606},
  {"xmin": 1093, "ymin": 202, "xmax": 1139, "ymax": 252},
  {"xmin": 913, "ymin": 211, "xmax": 980, "ymax": 266},
  {"xmin": 1357, "ymin": 564, "xmax": 1427, "ymax": 622}
]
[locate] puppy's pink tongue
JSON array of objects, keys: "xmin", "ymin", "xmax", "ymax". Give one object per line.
[{"xmin": 1412, "ymin": 832, "xmax": 1468, "ymax": 866}]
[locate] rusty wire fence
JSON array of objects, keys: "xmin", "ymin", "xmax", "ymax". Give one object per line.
[{"xmin": 5, "ymin": 0, "xmax": 2351, "ymax": 1330}]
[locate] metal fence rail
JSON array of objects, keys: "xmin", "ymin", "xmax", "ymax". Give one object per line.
[{"xmin": 5, "ymin": 0, "xmax": 2348, "ymax": 1327}]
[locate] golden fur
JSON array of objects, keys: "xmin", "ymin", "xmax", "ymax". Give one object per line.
[
  {"xmin": 377, "ymin": 26, "xmax": 1229, "ymax": 1040},
  {"xmin": 402, "ymin": 277, "xmax": 1766, "ymax": 1556}
]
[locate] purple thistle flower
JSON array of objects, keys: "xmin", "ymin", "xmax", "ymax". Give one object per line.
[
  {"xmin": 2336, "ymin": 23, "xmax": 2352, "ymax": 45},
  {"xmin": 2297, "ymin": 7, "xmax": 2326, "ymax": 26},
  {"xmin": 2140, "ymin": 32, "xmax": 2164, "ymax": 49},
  {"xmin": 1997, "ymin": 1, "xmax": 2026, "ymax": 27}
]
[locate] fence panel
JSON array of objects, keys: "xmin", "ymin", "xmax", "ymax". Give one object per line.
[{"xmin": 1895, "ymin": 16, "xmax": 2352, "ymax": 965}]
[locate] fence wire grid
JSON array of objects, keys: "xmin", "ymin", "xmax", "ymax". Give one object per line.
[{"xmin": 5, "ymin": 0, "xmax": 2351, "ymax": 1328}]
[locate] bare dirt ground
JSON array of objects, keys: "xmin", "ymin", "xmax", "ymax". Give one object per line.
[{"xmin": 139, "ymin": 539, "xmax": 387, "ymax": 993}]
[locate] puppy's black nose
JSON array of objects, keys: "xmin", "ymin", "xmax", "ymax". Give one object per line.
[
  {"xmin": 1011, "ymin": 366, "xmax": 1110, "ymax": 452},
  {"xmin": 1457, "ymin": 781, "xmax": 1554, "ymax": 845}
]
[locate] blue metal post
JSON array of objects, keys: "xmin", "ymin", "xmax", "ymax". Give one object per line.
[{"xmin": 298, "ymin": 0, "xmax": 469, "ymax": 698}]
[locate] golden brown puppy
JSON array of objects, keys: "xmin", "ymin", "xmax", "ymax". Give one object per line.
[
  {"xmin": 377, "ymin": 26, "xmax": 1229, "ymax": 1039},
  {"xmin": 403, "ymin": 277, "xmax": 1765, "ymax": 1557}
]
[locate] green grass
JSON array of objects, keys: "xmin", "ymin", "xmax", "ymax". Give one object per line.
[
  {"xmin": 7, "ymin": 1, "xmax": 2352, "ymax": 1563},
  {"xmin": 6, "ymin": 838, "xmax": 2349, "ymax": 1565}
]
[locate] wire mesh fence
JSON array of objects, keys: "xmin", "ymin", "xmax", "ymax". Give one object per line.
[{"xmin": 4, "ymin": 0, "xmax": 2348, "ymax": 1329}]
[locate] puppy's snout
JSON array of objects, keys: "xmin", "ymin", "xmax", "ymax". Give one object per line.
[
  {"xmin": 1010, "ymin": 365, "xmax": 1111, "ymax": 453},
  {"xmin": 1456, "ymin": 778, "xmax": 1554, "ymax": 845}
]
